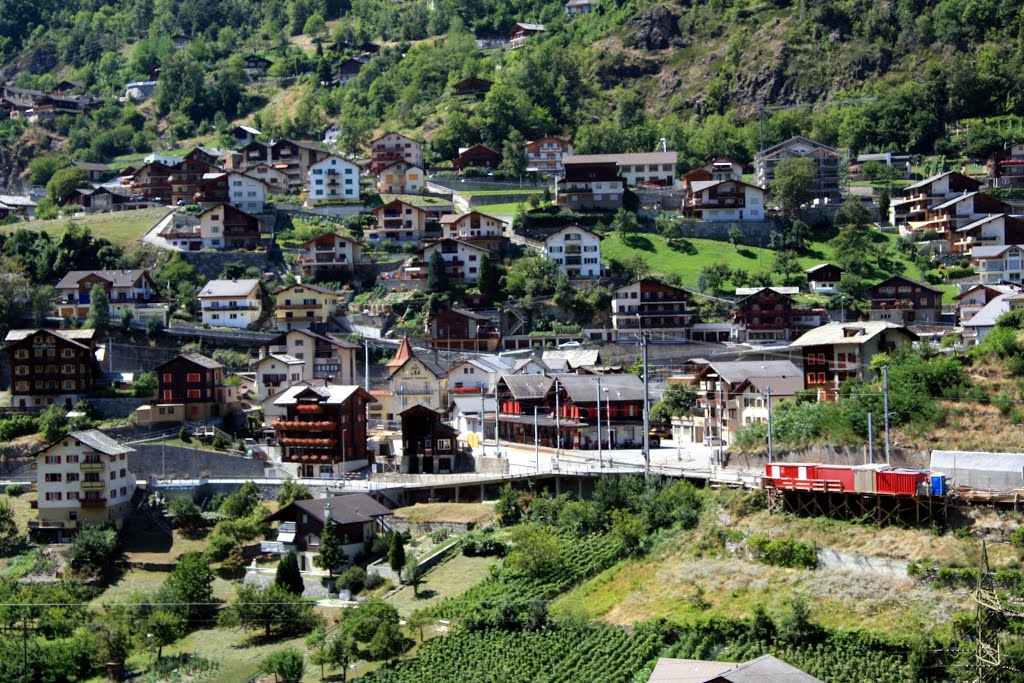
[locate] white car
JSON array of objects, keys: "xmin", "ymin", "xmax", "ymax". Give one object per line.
[
  {"xmin": 557, "ymin": 341, "xmax": 582, "ymax": 349},
  {"xmin": 703, "ymin": 436, "xmax": 725, "ymax": 447}
]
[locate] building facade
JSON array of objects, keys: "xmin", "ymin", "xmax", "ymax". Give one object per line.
[
  {"xmin": 55, "ymin": 269, "xmax": 167, "ymax": 326},
  {"xmin": 370, "ymin": 132, "xmax": 424, "ymax": 175},
  {"xmin": 754, "ymin": 136, "xmax": 842, "ymax": 204},
  {"xmin": 543, "ymin": 226, "xmax": 602, "ymax": 278},
  {"xmin": 611, "ymin": 278, "xmax": 695, "ymax": 338},
  {"xmin": 525, "ymin": 136, "xmax": 574, "ymax": 174},
  {"xmin": 867, "ymin": 275, "xmax": 943, "ymax": 325},
  {"xmin": 555, "ymin": 162, "xmax": 623, "ymax": 210},
  {"xmin": 306, "ymin": 155, "xmax": 361, "ymax": 204},
  {"xmin": 274, "ymin": 283, "xmax": 342, "ymax": 331},
  {"xmin": 376, "ymin": 161, "xmax": 424, "ymax": 194},
  {"xmin": 198, "ymin": 279, "xmax": 263, "ymax": 328},
  {"xmin": 563, "ymin": 152, "xmax": 677, "ymax": 186},
  {"xmin": 298, "ymin": 232, "xmax": 363, "ymax": 279},
  {"xmin": 199, "ymin": 203, "xmax": 262, "ymax": 249},
  {"xmin": 4, "ymin": 329, "xmax": 101, "ymax": 410}
]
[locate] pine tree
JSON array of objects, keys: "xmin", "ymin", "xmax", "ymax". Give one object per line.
[
  {"xmin": 276, "ymin": 550, "xmax": 305, "ymax": 595},
  {"xmin": 85, "ymin": 283, "xmax": 110, "ymax": 330},
  {"xmin": 314, "ymin": 521, "xmax": 347, "ymax": 578},
  {"xmin": 427, "ymin": 251, "xmax": 449, "ymax": 293}
]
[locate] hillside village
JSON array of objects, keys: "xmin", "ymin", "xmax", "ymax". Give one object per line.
[{"xmin": 10, "ymin": 0, "xmax": 1024, "ymax": 681}]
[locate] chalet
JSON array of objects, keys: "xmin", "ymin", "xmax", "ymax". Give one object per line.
[
  {"xmin": 198, "ymin": 203, "xmax": 262, "ymax": 250},
  {"xmin": 225, "ymin": 172, "xmax": 268, "ymax": 214},
  {"xmin": 805, "ymin": 263, "xmax": 843, "ymax": 295},
  {"xmin": 452, "ymin": 77, "xmax": 493, "ymax": 96},
  {"xmin": 956, "ymin": 284, "xmax": 1017, "ymax": 324},
  {"xmin": 381, "ymin": 338, "xmax": 449, "ymax": 419},
  {"xmin": 241, "ymin": 55, "xmax": 273, "ymax": 77},
  {"xmin": 370, "ymin": 132, "xmax": 424, "ymax": 175},
  {"xmin": 963, "ymin": 293, "xmax": 1018, "ymax": 341},
  {"xmin": 867, "ymin": 275, "xmax": 943, "ymax": 325},
  {"xmin": 556, "ymin": 374, "xmax": 647, "ymax": 450},
  {"xmin": 543, "ymin": 226, "xmax": 602, "ymax": 278},
  {"xmin": 684, "ymin": 179, "xmax": 766, "ymax": 221},
  {"xmin": 890, "ymin": 171, "xmax": 981, "ymax": 228},
  {"xmin": 61, "ymin": 184, "xmax": 152, "ymax": 214},
  {"xmin": 70, "ymin": 161, "xmax": 112, "ymax": 182},
  {"xmin": 682, "ymin": 361, "xmax": 802, "ymax": 446},
  {"xmin": 125, "ymin": 162, "xmax": 174, "ymax": 202},
  {"xmin": 733, "ymin": 287, "xmax": 818, "ymax": 342},
  {"xmin": 556, "ymin": 161, "xmax": 623, "ymax": 210},
  {"xmin": 611, "ymin": 279, "xmax": 694, "ymax": 340},
  {"xmin": 397, "ymin": 405, "xmax": 460, "ymax": 474},
  {"xmin": 256, "ymin": 328, "xmax": 360, "ymax": 403},
  {"xmin": 31, "ymin": 430, "xmax": 135, "ymax": 537},
  {"xmin": 563, "ymin": 151, "xmax": 677, "ymax": 187},
  {"xmin": 198, "ymin": 279, "xmax": 264, "ymax": 328},
  {"xmin": 790, "ymin": 322, "xmax": 917, "ymax": 399},
  {"xmin": 439, "ymin": 212, "xmax": 508, "ymax": 252},
  {"xmin": 971, "ymin": 244, "xmax": 1024, "ymax": 285},
  {"xmin": 988, "ymin": 143, "xmax": 1024, "ymax": 188},
  {"xmin": 494, "ymin": 375, "xmax": 560, "ymax": 447},
  {"xmin": 274, "ymin": 283, "xmax": 342, "ymax": 331},
  {"xmin": 376, "ymin": 160, "xmax": 424, "ymax": 194},
  {"xmin": 231, "ymin": 125, "xmax": 262, "ymax": 147},
  {"xmin": 335, "ymin": 57, "xmax": 368, "ymax": 85},
  {"xmin": 138, "ymin": 353, "xmax": 239, "ymax": 423},
  {"xmin": 54, "ymin": 269, "xmax": 167, "ymax": 326},
  {"xmin": 452, "ymin": 144, "xmax": 502, "ymax": 172},
  {"xmin": 952, "ymin": 212, "xmax": 1024, "ymax": 254},
  {"xmin": 264, "ymin": 494, "xmax": 392, "ymax": 572},
  {"xmin": 306, "ymin": 155, "xmax": 360, "ymax": 204},
  {"xmin": 448, "ymin": 355, "xmax": 517, "ymax": 395},
  {"xmin": 238, "ymin": 139, "xmax": 328, "ymax": 187},
  {"xmin": 754, "ymin": 136, "xmax": 842, "ymax": 204},
  {"xmin": 916, "ymin": 192, "xmax": 1010, "ymax": 251},
  {"xmin": 367, "ymin": 199, "xmax": 428, "ymax": 243},
  {"xmin": 242, "ymin": 162, "xmax": 289, "ymax": 189},
  {"xmin": 422, "ymin": 239, "xmax": 492, "ymax": 285},
  {"xmin": 298, "ymin": 232, "xmax": 363, "ymax": 278},
  {"xmin": 3, "ymin": 329, "xmax": 102, "ymax": 410},
  {"xmin": 171, "ymin": 34, "xmax": 192, "ymax": 50},
  {"xmin": 253, "ymin": 354, "xmax": 304, "ymax": 403},
  {"xmin": 525, "ymin": 136, "xmax": 574, "ymax": 175},
  {"xmin": 0, "ymin": 195, "xmax": 37, "ymax": 219},
  {"xmin": 509, "ymin": 22, "xmax": 545, "ymax": 49},
  {"xmin": 429, "ymin": 308, "xmax": 500, "ymax": 352},
  {"xmin": 271, "ymin": 384, "xmax": 377, "ymax": 478},
  {"xmin": 565, "ymin": 0, "xmax": 595, "ymax": 13}
]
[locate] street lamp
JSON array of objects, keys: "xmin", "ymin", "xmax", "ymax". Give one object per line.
[
  {"xmin": 593, "ymin": 376, "xmax": 603, "ymax": 468},
  {"xmin": 147, "ymin": 633, "xmax": 155, "ymax": 683},
  {"xmin": 340, "ymin": 428, "xmax": 348, "ymax": 479}
]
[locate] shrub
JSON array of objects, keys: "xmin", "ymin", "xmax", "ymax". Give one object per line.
[
  {"xmin": 461, "ymin": 531, "xmax": 508, "ymax": 557},
  {"xmin": 1012, "ymin": 527, "xmax": 1024, "ymax": 549},
  {"xmin": 747, "ymin": 534, "xmax": 818, "ymax": 569},
  {"xmin": 0, "ymin": 415, "xmax": 39, "ymax": 442},
  {"xmin": 5, "ymin": 484, "xmax": 25, "ymax": 496},
  {"xmin": 337, "ymin": 565, "xmax": 367, "ymax": 594},
  {"xmin": 68, "ymin": 526, "xmax": 120, "ymax": 577},
  {"xmin": 364, "ymin": 572, "xmax": 385, "ymax": 591},
  {"xmin": 179, "ymin": 426, "xmax": 189, "ymax": 443}
]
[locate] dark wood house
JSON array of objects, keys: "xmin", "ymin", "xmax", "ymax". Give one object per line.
[
  {"xmin": 867, "ymin": 275, "xmax": 943, "ymax": 325},
  {"xmin": 733, "ymin": 287, "xmax": 817, "ymax": 342},
  {"xmin": 399, "ymin": 404, "xmax": 459, "ymax": 474},
  {"xmin": 153, "ymin": 353, "xmax": 237, "ymax": 419},
  {"xmin": 805, "ymin": 263, "xmax": 844, "ymax": 295},
  {"xmin": 3, "ymin": 328, "xmax": 101, "ymax": 410},
  {"xmin": 272, "ymin": 384, "xmax": 377, "ymax": 478},
  {"xmin": 264, "ymin": 493, "xmax": 392, "ymax": 572},
  {"xmin": 452, "ymin": 77, "xmax": 493, "ymax": 96},
  {"xmin": 452, "ymin": 144, "xmax": 502, "ymax": 172},
  {"xmin": 429, "ymin": 308, "xmax": 500, "ymax": 352}
]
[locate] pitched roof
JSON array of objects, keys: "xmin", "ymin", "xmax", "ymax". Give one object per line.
[
  {"xmin": 904, "ymin": 170, "xmax": 978, "ymax": 192},
  {"xmin": 542, "ymin": 347, "xmax": 600, "ymax": 368},
  {"xmin": 805, "ymin": 263, "xmax": 843, "ymax": 274},
  {"xmin": 252, "ymin": 353, "xmax": 304, "ymax": 368},
  {"xmin": 648, "ymin": 655, "xmax": 823, "ymax": 683},
  {"xmin": 275, "ymin": 282, "xmax": 339, "ymax": 296},
  {"xmin": 272, "ymin": 384, "xmax": 375, "ymax": 405},
  {"xmin": 735, "ymin": 286, "xmax": 800, "ymax": 297},
  {"xmin": 563, "ymin": 151, "xmax": 677, "ymax": 166},
  {"xmin": 971, "ymin": 243, "xmax": 1024, "ymax": 259},
  {"xmin": 871, "ymin": 275, "xmax": 943, "ymax": 294},
  {"xmin": 268, "ymin": 493, "xmax": 392, "ymax": 526},
  {"xmin": 757, "ymin": 135, "xmax": 841, "ymax": 158},
  {"xmin": 162, "ymin": 353, "xmax": 222, "ymax": 370},
  {"xmin": 386, "ymin": 338, "xmax": 415, "ymax": 368},
  {"xmin": 702, "ymin": 360, "xmax": 803, "ymax": 385},
  {"xmin": 789, "ymin": 321, "xmax": 917, "ymax": 347},
  {"xmin": 962, "ymin": 294, "xmax": 1012, "ymax": 329},
  {"xmin": 499, "ymin": 375, "xmax": 554, "ymax": 400},
  {"xmin": 929, "ymin": 191, "xmax": 984, "ymax": 211},
  {"xmin": 557, "ymin": 374, "xmax": 645, "ymax": 402},
  {"xmin": 544, "ymin": 224, "xmax": 602, "ymax": 241},
  {"xmin": 198, "ymin": 279, "xmax": 261, "ymax": 298},
  {"xmin": 958, "ymin": 213, "xmax": 1013, "ymax": 233},
  {"xmin": 68, "ymin": 429, "xmax": 134, "ymax": 456},
  {"xmin": 4, "ymin": 328, "xmax": 96, "ymax": 351},
  {"xmin": 300, "ymin": 231, "xmax": 360, "ymax": 247},
  {"xmin": 55, "ymin": 269, "xmax": 150, "ymax": 290},
  {"xmin": 513, "ymin": 22, "xmax": 547, "ymax": 31}
]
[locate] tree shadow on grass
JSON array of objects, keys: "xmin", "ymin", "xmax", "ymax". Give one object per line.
[
  {"xmin": 414, "ymin": 588, "xmax": 438, "ymax": 600},
  {"xmin": 737, "ymin": 248, "xmax": 757, "ymax": 260},
  {"xmin": 623, "ymin": 234, "xmax": 655, "ymax": 251},
  {"xmin": 668, "ymin": 239, "xmax": 698, "ymax": 255}
]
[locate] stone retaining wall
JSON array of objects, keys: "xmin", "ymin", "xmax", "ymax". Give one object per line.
[{"xmin": 130, "ymin": 444, "xmax": 267, "ymax": 480}]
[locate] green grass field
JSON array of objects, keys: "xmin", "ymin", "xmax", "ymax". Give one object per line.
[
  {"xmin": 599, "ymin": 230, "xmax": 960, "ymax": 302},
  {"xmin": 2, "ymin": 207, "xmax": 170, "ymax": 250},
  {"xmin": 477, "ymin": 201, "xmax": 530, "ymax": 217},
  {"xmin": 385, "ymin": 552, "xmax": 499, "ymax": 617}
]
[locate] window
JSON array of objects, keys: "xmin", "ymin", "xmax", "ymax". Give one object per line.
[
  {"xmin": 187, "ymin": 389, "xmax": 201, "ymax": 399},
  {"xmin": 67, "ymin": 473, "xmax": 79, "ymax": 482},
  {"xmin": 45, "ymin": 456, "xmax": 61, "ymax": 465},
  {"xmin": 14, "ymin": 366, "xmax": 27, "ymax": 376},
  {"xmin": 66, "ymin": 454, "xmax": 78, "ymax": 463},
  {"xmin": 61, "ymin": 349, "xmax": 74, "ymax": 358},
  {"xmin": 44, "ymin": 473, "xmax": 62, "ymax": 482},
  {"xmin": 162, "ymin": 373, "xmax": 172, "ymax": 383},
  {"xmin": 67, "ymin": 491, "xmax": 79, "ymax": 500},
  {"xmin": 44, "ymin": 492, "xmax": 62, "ymax": 501}
]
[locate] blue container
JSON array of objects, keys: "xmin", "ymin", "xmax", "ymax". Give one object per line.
[{"xmin": 931, "ymin": 473, "xmax": 947, "ymax": 496}]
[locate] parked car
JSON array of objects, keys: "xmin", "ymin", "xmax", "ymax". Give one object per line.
[
  {"xmin": 703, "ymin": 436, "xmax": 725, "ymax": 447},
  {"xmin": 557, "ymin": 341, "xmax": 581, "ymax": 349}
]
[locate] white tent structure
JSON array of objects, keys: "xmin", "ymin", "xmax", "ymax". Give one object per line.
[{"xmin": 931, "ymin": 450, "xmax": 1024, "ymax": 491}]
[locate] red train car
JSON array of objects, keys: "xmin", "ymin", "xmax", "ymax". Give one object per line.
[{"xmin": 814, "ymin": 465, "xmax": 855, "ymax": 492}]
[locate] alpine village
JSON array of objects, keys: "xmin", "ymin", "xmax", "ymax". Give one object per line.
[{"xmin": 9, "ymin": 1, "xmax": 1024, "ymax": 682}]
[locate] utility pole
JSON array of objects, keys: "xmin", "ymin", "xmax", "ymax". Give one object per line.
[
  {"xmin": 882, "ymin": 365, "xmax": 890, "ymax": 464},
  {"xmin": 554, "ymin": 377, "xmax": 561, "ymax": 457},
  {"xmin": 717, "ymin": 380, "xmax": 725, "ymax": 469},
  {"xmin": 766, "ymin": 384, "xmax": 773, "ymax": 464},
  {"xmin": 867, "ymin": 412, "xmax": 874, "ymax": 464},
  {"xmin": 22, "ymin": 609, "xmax": 27, "ymax": 683},
  {"xmin": 640, "ymin": 328, "xmax": 651, "ymax": 479},
  {"xmin": 595, "ymin": 375, "xmax": 603, "ymax": 468},
  {"xmin": 533, "ymin": 406, "xmax": 539, "ymax": 470},
  {"xmin": 479, "ymin": 389, "xmax": 486, "ymax": 444},
  {"xmin": 494, "ymin": 383, "xmax": 500, "ymax": 457},
  {"xmin": 364, "ymin": 339, "xmax": 369, "ymax": 392}
]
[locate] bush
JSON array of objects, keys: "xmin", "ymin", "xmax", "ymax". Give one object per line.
[
  {"xmin": 260, "ymin": 646, "xmax": 305, "ymax": 682},
  {"xmin": 337, "ymin": 565, "xmax": 367, "ymax": 594},
  {"xmin": 68, "ymin": 526, "xmax": 120, "ymax": 577},
  {"xmin": 5, "ymin": 484, "xmax": 25, "ymax": 496},
  {"xmin": 1012, "ymin": 527, "xmax": 1024, "ymax": 549},
  {"xmin": 364, "ymin": 572, "xmax": 385, "ymax": 591},
  {"xmin": 747, "ymin": 534, "xmax": 818, "ymax": 569},
  {"xmin": 461, "ymin": 531, "xmax": 508, "ymax": 557},
  {"xmin": 0, "ymin": 415, "xmax": 39, "ymax": 442},
  {"xmin": 179, "ymin": 426, "xmax": 189, "ymax": 443}
]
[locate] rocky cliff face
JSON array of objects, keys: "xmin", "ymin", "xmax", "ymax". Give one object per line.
[{"xmin": 0, "ymin": 127, "xmax": 52, "ymax": 192}]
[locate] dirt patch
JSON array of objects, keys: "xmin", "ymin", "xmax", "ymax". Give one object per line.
[{"xmin": 393, "ymin": 503, "xmax": 495, "ymax": 526}]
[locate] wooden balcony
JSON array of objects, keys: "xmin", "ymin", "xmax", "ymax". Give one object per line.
[
  {"xmin": 80, "ymin": 498, "xmax": 107, "ymax": 508},
  {"xmin": 81, "ymin": 480, "xmax": 105, "ymax": 491},
  {"xmin": 80, "ymin": 461, "xmax": 104, "ymax": 472}
]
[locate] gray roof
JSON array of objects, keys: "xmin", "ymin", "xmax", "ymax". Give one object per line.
[
  {"xmin": 451, "ymin": 396, "xmax": 496, "ymax": 415},
  {"xmin": 69, "ymin": 429, "xmax": 134, "ymax": 456},
  {"xmin": 198, "ymin": 279, "xmax": 261, "ymax": 298},
  {"xmin": 558, "ymin": 374, "xmax": 645, "ymax": 402},
  {"xmin": 542, "ymin": 348, "xmax": 600, "ymax": 368},
  {"xmin": 500, "ymin": 375, "xmax": 554, "ymax": 400},
  {"xmin": 175, "ymin": 353, "xmax": 223, "ymax": 370},
  {"xmin": 4, "ymin": 328, "xmax": 96, "ymax": 350},
  {"xmin": 71, "ymin": 161, "xmax": 111, "ymax": 172},
  {"xmin": 904, "ymin": 170, "xmax": 959, "ymax": 192},
  {"xmin": 929, "ymin": 191, "xmax": 982, "ymax": 211},
  {"xmin": 962, "ymin": 294, "xmax": 1011, "ymax": 329},
  {"xmin": 273, "ymin": 493, "xmax": 392, "ymax": 526},
  {"xmin": 805, "ymin": 263, "xmax": 842, "ymax": 274},
  {"xmin": 273, "ymin": 384, "xmax": 373, "ymax": 406},
  {"xmin": 456, "ymin": 355, "xmax": 516, "ymax": 374},
  {"xmin": 0, "ymin": 195, "xmax": 37, "ymax": 208},
  {"xmin": 735, "ymin": 286, "xmax": 800, "ymax": 296},
  {"xmin": 55, "ymin": 269, "xmax": 150, "ymax": 290},
  {"xmin": 648, "ymin": 655, "xmax": 822, "ymax": 683},
  {"xmin": 514, "ymin": 22, "xmax": 547, "ymax": 31},
  {"xmin": 563, "ymin": 151, "xmax": 677, "ymax": 167},
  {"xmin": 956, "ymin": 213, "xmax": 1006, "ymax": 233},
  {"xmin": 971, "ymin": 243, "xmax": 1024, "ymax": 259},
  {"xmin": 790, "ymin": 321, "xmax": 916, "ymax": 347},
  {"xmin": 513, "ymin": 358, "xmax": 550, "ymax": 373},
  {"xmin": 703, "ymin": 360, "xmax": 803, "ymax": 385}
]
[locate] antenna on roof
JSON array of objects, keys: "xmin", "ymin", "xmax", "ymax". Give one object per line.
[{"xmin": 655, "ymin": 138, "xmax": 668, "ymax": 153}]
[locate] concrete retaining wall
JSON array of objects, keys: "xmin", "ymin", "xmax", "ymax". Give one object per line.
[
  {"xmin": 389, "ymin": 518, "xmax": 477, "ymax": 535},
  {"xmin": 107, "ymin": 342, "xmax": 180, "ymax": 375},
  {"xmin": 174, "ymin": 251, "xmax": 271, "ymax": 280},
  {"xmin": 678, "ymin": 220, "xmax": 781, "ymax": 247},
  {"xmin": 130, "ymin": 444, "xmax": 266, "ymax": 480},
  {"xmin": 87, "ymin": 397, "xmax": 151, "ymax": 419},
  {"xmin": 277, "ymin": 204, "xmax": 366, "ymax": 219},
  {"xmin": 726, "ymin": 445, "xmax": 929, "ymax": 471}
]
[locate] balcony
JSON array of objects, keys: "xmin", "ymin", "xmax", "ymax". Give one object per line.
[
  {"xmin": 202, "ymin": 303, "xmax": 260, "ymax": 311},
  {"xmin": 80, "ymin": 498, "xmax": 106, "ymax": 508},
  {"xmin": 80, "ymin": 461, "xmax": 104, "ymax": 472},
  {"xmin": 28, "ymin": 519, "xmax": 75, "ymax": 530},
  {"xmin": 274, "ymin": 420, "xmax": 337, "ymax": 431},
  {"xmin": 81, "ymin": 480, "xmax": 105, "ymax": 491},
  {"xmin": 280, "ymin": 437, "xmax": 336, "ymax": 447}
]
